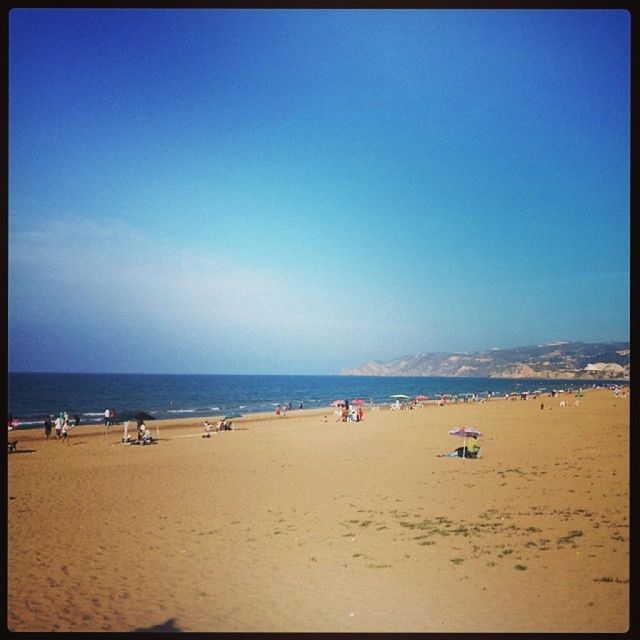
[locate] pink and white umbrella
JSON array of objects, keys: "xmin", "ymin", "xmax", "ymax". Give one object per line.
[
  {"xmin": 449, "ymin": 426, "xmax": 482, "ymax": 438},
  {"xmin": 331, "ymin": 400, "xmax": 345, "ymax": 407},
  {"xmin": 350, "ymin": 399, "xmax": 365, "ymax": 406}
]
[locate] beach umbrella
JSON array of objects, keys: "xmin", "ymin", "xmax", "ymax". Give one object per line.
[
  {"xmin": 116, "ymin": 411, "xmax": 157, "ymax": 424},
  {"xmin": 350, "ymin": 399, "xmax": 365, "ymax": 405},
  {"xmin": 415, "ymin": 395, "xmax": 428, "ymax": 401},
  {"xmin": 390, "ymin": 394, "xmax": 410, "ymax": 399},
  {"xmin": 331, "ymin": 400, "xmax": 345, "ymax": 407},
  {"xmin": 449, "ymin": 426, "xmax": 482, "ymax": 459}
]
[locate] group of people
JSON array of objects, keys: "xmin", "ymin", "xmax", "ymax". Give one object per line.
[
  {"xmin": 43, "ymin": 412, "xmax": 80, "ymax": 443},
  {"xmin": 335, "ymin": 406, "xmax": 364, "ymax": 422},
  {"xmin": 202, "ymin": 419, "xmax": 233, "ymax": 436}
]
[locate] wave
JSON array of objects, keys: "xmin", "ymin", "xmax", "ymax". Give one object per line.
[
  {"xmin": 83, "ymin": 412, "xmax": 105, "ymax": 416},
  {"xmin": 167, "ymin": 409, "xmax": 196, "ymax": 414}
]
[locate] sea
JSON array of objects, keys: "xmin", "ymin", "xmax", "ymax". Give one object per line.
[{"xmin": 7, "ymin": 372, "xmax": 605, "ymax": 429}]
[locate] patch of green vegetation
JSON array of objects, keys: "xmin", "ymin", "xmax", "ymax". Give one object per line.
[
  {"xmin": 359, "ymin": 520, "xmax": 373, "ymax": 528},
  {"xmin": 557, "ymin": 530, "xmax": 584, "ymax": 546},
  {"xmin": 367, "ymin": 564, "xmax": 391, "ymax": 569},
  {"xmin": 450, "ymin": 557, "xmax": 465, "ymax": 565}
]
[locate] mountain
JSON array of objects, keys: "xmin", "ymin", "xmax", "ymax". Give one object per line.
[{"xmin": 339, "ymin": 342, "xmax": 630, "ymax": 380}]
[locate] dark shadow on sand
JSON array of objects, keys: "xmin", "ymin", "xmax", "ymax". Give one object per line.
[{"xmin": 133, "ymin": 617, "xmax": 182, "ymax": 632}]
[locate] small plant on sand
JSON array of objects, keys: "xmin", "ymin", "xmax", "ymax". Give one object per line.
[
  {"xmin": 514, "ymin": 565, "xmax": 527, "ymax": 571},
  {"xmin": 450, "ymin": 557, "xmax": 465, "ymax": 565}
]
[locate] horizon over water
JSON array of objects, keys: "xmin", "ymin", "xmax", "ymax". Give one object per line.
[{"xmin": 7, "ymin": 372, "xmax": 614, "ymax": 429}]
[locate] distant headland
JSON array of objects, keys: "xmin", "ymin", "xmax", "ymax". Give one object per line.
[{"xmin": 340, "ymin": 341, "xmax": 630, "ymax": 380}]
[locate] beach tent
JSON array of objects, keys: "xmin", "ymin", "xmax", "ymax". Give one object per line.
[{"xmin": 110, "ymin": 411, "xmax": 158, "ymax": 443}]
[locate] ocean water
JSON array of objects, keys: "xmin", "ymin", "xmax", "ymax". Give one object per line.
[{"xmin": 7, "ymin": 372, "xmax": 597, "ymax": 429}]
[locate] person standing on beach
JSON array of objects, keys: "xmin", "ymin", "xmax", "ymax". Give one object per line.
[
  {"xmin": 104, "ymin": 408, "xmax": 110, "ymax": 427},
  {"xmin": 44, "ymin": 419, "xmax": 53, "ymax": 439},
  {"xmin": 60, "ymin": 420, "xmax": 70, "ymax": 444},
  {"xmin": 54, "ymin": 415, "xmax": 63, "ymax": 439}
]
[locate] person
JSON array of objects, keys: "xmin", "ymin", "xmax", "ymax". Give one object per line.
[
  {"xmin": 104, "ymin": 408, "xmax": 110, "ymax": 427},
  {"xmin": 299, "ymin": 401, "xmax": 304, "ymax": 410},
  {"xmin": 54, "ymin": 416, "xmax": 63, "ymax": 439},
  {"xmin": 44, "ymin": 418, "xmax": 53, "ymax": 439},
  {"xmin": 540, "ymin": 402, "xmax": 544, "ymax": 410},
  {"xmin": 203, "ymin": 420, "xmax": 214, "ymax": 437},
  {"xmin": 357, "ymin": 407, "xmax": 364, "ymax": 422},
  {"xmin": 74, "ymin": 414, "xmax": 81, "ymax": 427},
  {"xmin": 460, "ymin": 435, "xmax": 480, "ymax": 458},
  {"xmin": 138, "ymin": 423, "xmax": 152, "ymax": 444},
  {"xmin": 60, "ymin": 420, "xmax": 70, "ymax": 444}
]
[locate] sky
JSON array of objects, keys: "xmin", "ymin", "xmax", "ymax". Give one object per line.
[{"xmin": 8, "ymin": 8, "xmax": 630, "ymax": 375}]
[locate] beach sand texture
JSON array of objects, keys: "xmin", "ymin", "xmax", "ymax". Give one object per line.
[{"xmin": 7, "ymin": 389, "xmax": 629, "ymax": 632}]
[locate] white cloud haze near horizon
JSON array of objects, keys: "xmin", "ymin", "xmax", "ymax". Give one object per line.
[{"xmin": 9, "ymin": 215, "xmax": 628, "ymax": 374}]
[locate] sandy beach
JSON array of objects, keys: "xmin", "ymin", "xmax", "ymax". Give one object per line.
[{"xmin": 7, "ymin": 388, "xmax": 629, "ymax": 632}]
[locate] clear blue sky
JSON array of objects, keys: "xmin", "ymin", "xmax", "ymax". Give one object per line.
[{"xmin": 8, "ymin": 8, "xmax": 630, "ymax": 374}]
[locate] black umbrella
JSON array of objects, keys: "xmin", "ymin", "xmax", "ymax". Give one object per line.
[{"xmin": 115, "ymin": 411, "xmax": 157, "ymax": 423}]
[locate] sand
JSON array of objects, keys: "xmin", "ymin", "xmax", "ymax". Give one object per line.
[{"xmin": 7, "ymin": 388, "xmax": 629, "ymax": 632}]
